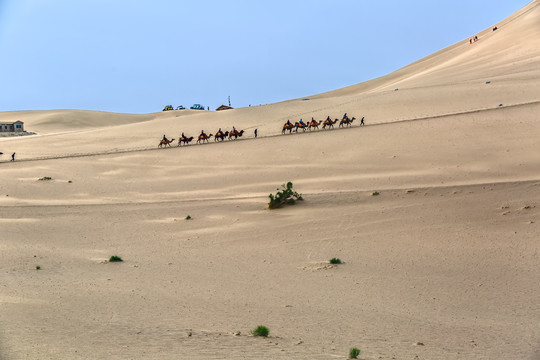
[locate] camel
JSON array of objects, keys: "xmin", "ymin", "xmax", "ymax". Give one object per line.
[
  {"xmin": 322, "ymin": 119, "xmax": 338, "ymax": 129},
  {"xmin": 339, "ymin": 117, "xmax": 356, "ymax": 128},
  {"xmin": 197, "ymin": 134, "xmax": 213, "ymax": 144},
  {"xmin": 178, "ymin": 136, "xmax": 194, "ymax": 146},
  {"xmin": 308, "ymin": 120, "xmax": 322, "ymax": 131},
  {"xmin": 214, "ymin": 131, "xmax": 229, "ymax": 142},
  {"xmin": 228, "ymin": 129, "xmax": 244, "ymax": 140},
  {"xmin": 294, "ymin": 122, "xmax": 308, "ymax": 132},
  {"xmin": 158, "ymin": 138, "xmax": 175, "ymax": 148},
  {"xmin": 282, "ymin": 122, "xmax": 294, "ymax": 134}
]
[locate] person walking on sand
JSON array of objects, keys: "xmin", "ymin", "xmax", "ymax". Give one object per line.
[
  {"xmin": 254, "ymin": 129, "xmax": 258, "ymax": 138},
  {"xmin": 360, "ymin": 117, "xmax": 365, "ymax": 126},
  {"xmin": 11, "ymin": 152, "xmax": 15, "ymax": 161}
]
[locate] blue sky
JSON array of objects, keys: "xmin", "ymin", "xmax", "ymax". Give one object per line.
[{"xmin": 0, "ymin": 0, "xmax": 531, "ymax": 114}]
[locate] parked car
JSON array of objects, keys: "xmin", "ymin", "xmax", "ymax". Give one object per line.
[
  {"xmin": 176, "ymin": 105, "xmax": 185, "ymax": 110},
  {"xmin": 190, "ymin": 104, "xmax": 205, "ymax": 110},
  {"xmin": 162, "ymin": 105, "xmax": 173, "ymax": 111}
]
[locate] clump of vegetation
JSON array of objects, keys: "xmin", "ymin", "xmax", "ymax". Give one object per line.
[
  {"xmin": 185, "ymin": 215, "xmax": 192, "ymax": 220},
  {"xmin": 251, "ymin": 325, "xmax": 269, "ymax": 337},
  {"xmin": 38, "ymin": 176, "xmax": 52, "ymax": 181},
  {"xmin": 372, "ymin": 191, "xmax": 380, "ymax": 196},
  {"xmin": 109, "ymin": 255, "xmax": 123, "ymax": 262},
  {"xmin": 35, "ymin": 265, "xmax": 41, "ymax": 270},
  {"xmin": 268, "ymin": 181, "xmax": 303, "ymax": 209},
  {"xmin": 68, "ymin": 180, "xmax": 72, "ymax": 183},
  {"xmin": 349, "ymin": 347, "xmax": 361, "ymax": 359},
  {"xmin": 329, "ymin": 258, "xmax": 342, "ymax": 264}
]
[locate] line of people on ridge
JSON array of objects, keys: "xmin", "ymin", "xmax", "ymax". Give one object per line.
[
  {"xmin": 161, "ymin": 126, "xmax": 257, "ymax": 144},
  {"xmin": 162, "ymin": 111, "xmax": 366, "ymax": 144},
  {"xmin": 284, "ymin": 113, "xmax": 364, "ymax": 128}
]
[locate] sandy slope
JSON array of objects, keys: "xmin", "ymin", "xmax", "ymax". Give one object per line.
[{"xmin": 0, "ymin": 1, "xmax": 539, "ymax": 359}]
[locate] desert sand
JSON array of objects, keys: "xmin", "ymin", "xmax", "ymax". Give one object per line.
[{"xmin": 1, "ymin": 2, "xmax": 539, "ymax": 359}]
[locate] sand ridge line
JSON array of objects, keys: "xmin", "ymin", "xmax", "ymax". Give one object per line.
[
  {"xmin": 279, "ymin": 99, "xmax": 540, "ymax": 128},
  {"xmin": 1, "ymin": 99, "xmax": 537, "ymax": 165},
  {"xmin": 1, "ymin": 178, "xmax": 539, "ymax": 210}
]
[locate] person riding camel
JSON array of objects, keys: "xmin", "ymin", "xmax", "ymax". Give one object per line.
[
  {"xmin": 232, "ymin": 126, "xmax": 237, "ymax": 135},
  {"xmin": 181, "ymin": 132, "xmax": 185, "ymax": 139},
  {"xmin": 200, "ymin": 130, "xmax": 207, "ymax": 138},
  {"xmin": 286, "ymin": 120, "xmax": 291, "ymax": 125},
  {"xmin": 217, "ymin": 128, "xmax": 222, "ymax": 137},
  {"xmin": 326, "ymin": 116, "xmax": 331, "ymax": 122},
  {"xmin": 299, "ymin": 119, "xmax": 305, "ymax": 126},
  {"xmin": 163, "ymin": 134, "xmax": 168, "ymax": 143},
  {"xmin": 342, "ymin": 113, "xmax": 348, "ymax": 121}
]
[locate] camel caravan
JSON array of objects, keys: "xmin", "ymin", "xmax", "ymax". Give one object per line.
[
  {"xmin": 158, "ymin": 127, "xmax": 246, "ymax": 148},
  {"xmin": 158, "ymin": 113, "xmax": 365, "ymax": 148},
  {"xmin": 282, "ymin": 114, "xmax": 364, "ymax": 134}
]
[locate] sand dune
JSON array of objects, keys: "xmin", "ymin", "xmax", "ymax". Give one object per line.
[{"xmin": 0, "ymin": 1, "xmax": 539, "ymax": 359}]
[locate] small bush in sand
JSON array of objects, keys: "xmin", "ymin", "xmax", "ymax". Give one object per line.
[
  {"xmin": 329, "ymin": 258, "xmax": 342, "ymax": 264},
  {"xmin": 251, "ymin": 325, "xmax": 269, "ymax": 337},
  {"xmin": 38, "ymin": 176, "xmax": 52, "ymax": 181},
  {"xmin": 35, "ymin": 265, "xmax": 41, "ymax": 270},
  {"xmin": 349, "ymin": 347, "xmax": 361, "ymax": 359},
  {"xmin": 185, "ymin": 215, "xmax": 192, "ymax": 220},
  {"xmin": 109, "ymin": 255, "xmax": 123, "ymax": 262},
  {"xmin": 268, "ymin": 181, "xmax": 303, "ymax": 209},
  {"xmin": 372, "ymin": 191, "xmax": 380, "ymax": 196}
]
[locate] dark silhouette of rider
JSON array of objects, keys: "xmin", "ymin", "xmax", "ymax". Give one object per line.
[
  {"xmin": 286, "ymin": 120, "xmax": 291, "ymax": 125},
  {"xmin": 163, "ymin": 134, "xmax": 168, "ymax": 142},
  {"xmin": 299, "ymin": 119, "xmax": 304, "ymax": 125},
  {"xmin": 200, "ymin": 130, "xmax": 207, "ymax": 138},
  {"xmin": 181, "ymin": 132, "xmax": 185, "ymax": 138}
]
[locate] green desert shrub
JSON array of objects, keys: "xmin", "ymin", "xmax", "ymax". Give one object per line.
[
  {"xmin": 329, "ymin": 257, "xmax": 342, "ymax": 264},
  {"xmin": 109, "ymin": 255, "xmax": 123, "ymax": 262},
  {"xmin": 349, "ymin": 347, "xmax": 361, "ymax": 359},
  {"xmin": 251, "ymin": 325, "xmax": 269, "ymax": 337},
  {"xmin": 38, "ymin": 176, "xmax": 52, "ymax": 181},
  {"xmin": 268, "ymin": 181, "xmax": 303, "ymax": 209},
  {"xmin": 35, "ymin": 265, "xmax": 41, "ymax": 270},
  {"xmin": 372, "ymin": 191, "xmax": 380, "ymax": 196},
  {"xmin": 185, "ymin": 215, "xmax": 192, "ymax": 220}
]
